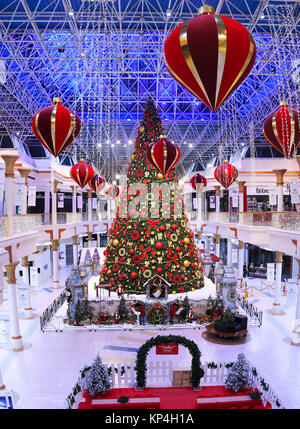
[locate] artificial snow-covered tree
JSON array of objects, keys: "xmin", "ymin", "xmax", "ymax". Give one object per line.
[
  {"xmin": 183, "ymin": 295, "xmax": 190, "ymax": 319},
  {"xmin": 225, "ymin": 353, "xmax": 250, "ymax": 393},
  {"xmin": 74, "ymin": 299, "xmax": 84, "ymax": 324},
  {"xmin": 85, "ymin": 354, "xmax": 111, "ymax": 397},
  {"xmin": 99, "ymin": 97, "xmax": 204, "ymax": 294},
  {"xmin": 118, "ymin": 295, "xmax": 128, "ymax": 323},
  {"xmin": 82, "ymin": 298, "xmax": 93, "ymax": 321}
]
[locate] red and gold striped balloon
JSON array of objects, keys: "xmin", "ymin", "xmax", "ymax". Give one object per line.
[
  {"xmin": 70, "ymin": 159, "xmax": 94, "ymax": 189},
  {"xmin": 214, "ymin": 161, "xmax": 238, "ymax": 189},
  {"xmin": 146, "ymin": 135, "xmax": 180, "ymax": 176},
  {"xmin": 164, "ymin": 5, "xmax": 256, "ymax": 112},
  {"xmin": 191, "ymin": 173, "xmax": 207, "ymax": 193},
  {"xmin": 32, "ymin": 97, "xmax": 81, "ymax": 157},
  {"xmin": 89, "ymin": 174, "xmax": 106, "ymax": 194},
  {"xmin": 264, "ymin": 101, "xmax": 300, "ymax": 158}
]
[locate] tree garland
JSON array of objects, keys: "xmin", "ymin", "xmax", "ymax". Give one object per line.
[{"xmin": 135, "ymin": 335, "xmax": 204, "ymax": 389}]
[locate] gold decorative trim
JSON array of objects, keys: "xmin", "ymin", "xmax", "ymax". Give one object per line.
[{"xmin": 214, "ymin": 15, "xmax": 227, "ymax": 108}]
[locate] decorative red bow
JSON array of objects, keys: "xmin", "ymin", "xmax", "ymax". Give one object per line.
[
  {"xmin": 139, "ymin": 245, "xmax": 151, "ymax": 260},
  {"xmin": 167, "ymin": 252, "xmax": 179, "ymax": 266},
  {"xmin": 147, "ymin": 219, "xmax": 161, "ymax": 230},
  {"xmin": 154, "ymin": 187, "xmax": 168, "ymax": 200}
]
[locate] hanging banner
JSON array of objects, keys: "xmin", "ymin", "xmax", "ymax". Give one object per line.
[
  {"xmin": 267, "ymin": 263, "xmax": 275, "ymax": 283},
  {"xmin": 14, "ymin": 178, "xmax": 24, "ymax": 206},
  {"xmin": 232, "ymin": 195, "xmax": 239, "ymax": 208},
  {"xmin": 77, "ymin": 194, "xmax": 83, "ymax": 209},
  {"xmin": 57, "ymin": 193, "xmax": 64, "ymax": 208},
  {"xmin": 193, "ymin": 198, "xmax": 197, "ymax": 209},
  {"xmin": 269, "ymin": 187, "xmax": 277, "ymax": 206},
  {"xmin": 92, "ymin": 197, "xmax": 98, "ymax": 209},
  {"xmin": 27, "ymin": 186, "xmax": 36, "ymax": 206},
  {"xmin": 290, "ymin": 178, "xmax": 299, "ymax": 204},
  {"xmin": 210, "ymin": 196, "xmax": 215, "ymax": 209}
]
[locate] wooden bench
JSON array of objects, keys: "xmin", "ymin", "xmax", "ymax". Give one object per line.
[
  {"xmin": 91, "ymin": 397, "xmax": 160, "ymax": 409},
  {"xmin": 196, "ymin": 395, "xmax": 260, "ymax": 409}
]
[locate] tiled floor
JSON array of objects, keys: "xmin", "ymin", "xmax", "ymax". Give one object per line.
[{"xmin": 0, "ymin": 270, "xmax": 299, "ymax": 409}]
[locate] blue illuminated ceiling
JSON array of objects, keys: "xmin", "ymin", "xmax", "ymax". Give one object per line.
[{"xmin": 0, "ymin": 0, "xmax": 299, "ymax": 180}]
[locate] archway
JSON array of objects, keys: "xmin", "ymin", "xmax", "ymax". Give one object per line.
[{"xmin": 135, "ymin": 335, "xmax": 204, "ymax": 389}]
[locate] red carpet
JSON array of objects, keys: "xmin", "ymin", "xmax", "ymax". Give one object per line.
[{"xmin": 78, "ymin": 386, "xmax": 268, "ymax": 409}]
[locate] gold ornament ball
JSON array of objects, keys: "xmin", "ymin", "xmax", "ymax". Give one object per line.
[
  {"xmin": 183, "ymin": 260, "xmax": 190, "ymax": 268},
  {"xmin": 131, "ymin": 155, "xmax": 135, "ymax": 160},
  {"xmin": 128, "ymin": 225, "xmax": 132, "ymax": 230},
  {"xmin": 157, "ymin": 173, "xmax": 164, "ymax": 179},
  {"xmin": 152, "ymin": 266, "xmax": 156, "ymax": 270},
  {"xmin": 157, "ymin": 251, "xmax": 161, "ymax": 256},
  {"xmin": 184, "ymin": 237, "xmax": 190, "ymax": 244},
  {"xmin": 151, "ymin": 259, "xmax": 156, "ymax": 264},
  {"xmin": 151, "ymin": 231, "xmax": 155, "ymax": 236},
  {"xmin": 108, "ymin": 270, "xmax": 111, "ymax": 274},
  {"xmin": 172, "ymin": 290, "xmax": 176, "ymax": 295},
  {"xmin": 113, "ymin": 239, "xmax": 119, "ymax": 246},
  {"xmin": 192, "ymin": 287, "xmax": 195, "ymax": 292}
]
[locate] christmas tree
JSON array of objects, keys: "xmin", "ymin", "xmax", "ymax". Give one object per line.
[
  {"xmin": 99, "ymin": 97, "xmax": 205, "ymax": 294},
  {"xmin": 85, "ymin": 354, "xmax": 111, "ymax": 397},
  {"xmin": 225, "ymin": 353, "xmax": 250, "ymax": 393},
  {"xmin": 117, "ymin": 295, "xmax": 128, "ymax": 323}
]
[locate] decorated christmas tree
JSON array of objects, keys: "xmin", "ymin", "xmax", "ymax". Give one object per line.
[
  {"xmin": 85, "ymin": 354, "xmax": 111, "ymax": 397},
  {"xmin": 225, "ymin": 353, "xmax": 250, "ymax": 393},
  {"xmin": 99, "ymin": 97, "xmax": 204, "ymax": 294}
]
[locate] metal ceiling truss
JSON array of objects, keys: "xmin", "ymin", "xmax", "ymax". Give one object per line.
[{"xmin": 0, "ymin": 0, "xmax": 299, "ymax": 181}]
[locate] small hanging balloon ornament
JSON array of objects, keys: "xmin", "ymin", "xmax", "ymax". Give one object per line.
[
  {"xmin": 89, "ymin": 174, "xmax": 106, "ymax": 194},
  {"xmin": 263, "ymin": 101, "xmax": 300, "ymax": 159},
  {"xmin": 70, "ymin": 159, "xmax": 94, "ymax": 189},
  {"xmin": 164, "ymin": 5, "xmax": 256, "ymax": 112},
  {"xmin": 32, "ymin": 97, "xmax": 81, "ymax": 157},
  {"xmin": 191, "ymin": 174, "xmax": 207, "ymax": 193},
  {"xmin": 108, "ymin": 184, "xmax": 120, "ymax": 199},
  {"xmin": 214, "ymin": 161, "xmax": 238, "ymax": 189},
  {"xmin": 146, "ymin": 135, "xmax": 180, "ymax": 176}
]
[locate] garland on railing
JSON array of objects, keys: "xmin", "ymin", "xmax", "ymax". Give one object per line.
[
  {"xmin": 236, "ymin": 293, "xmax": 263, "ymax": 327},
  {"xmin": 40, "ymin": 290, "xmax": 67, "ymax": 331}
]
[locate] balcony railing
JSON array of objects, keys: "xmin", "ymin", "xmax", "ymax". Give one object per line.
[{"xmin": 197, "ymin": 211, "xmax": 300, "ymax": 231}]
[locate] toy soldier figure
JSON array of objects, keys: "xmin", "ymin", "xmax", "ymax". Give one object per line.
[{"xmin": 117, "ymin": 285, "xmax": 123, "ymax": 298}]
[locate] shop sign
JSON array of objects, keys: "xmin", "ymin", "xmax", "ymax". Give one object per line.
[{"xmin": 156, "ymin": 343, "xmax": 179, "ymax": 355}]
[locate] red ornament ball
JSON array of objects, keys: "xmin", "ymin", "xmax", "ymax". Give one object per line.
[
  {"xmin": 159, "ymin": 225, "xmax": 166, "ymax": 232},
  {"xmin": 172, "ymin": 224, "xmax": 177, "ymax": 230},
  {"xmin": 130, "ymin": 272, "xmax": 138, "ymax": 280},
  {"xmin": 155, "ymin": 242, "xmax": 163, "ymax": 250},
  {"xmin": 157, "ymin": 267, "xmax": 163, "ymax": 274},
  {"xmin": 175, "ymin": 246, "xmax": 181, "ymax": 252},
  {"xmin": 128, "ymin": 249, "xmax": 135, "ymax": 255}
]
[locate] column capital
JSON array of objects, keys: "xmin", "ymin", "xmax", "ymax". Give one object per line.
[
  {"xmin": 1, "ymin": 152, "xmax": 19, "ymax": 177},
  {"xmin": 238, "ymin": 240, "xmax": 244, "ymax": 249},
  {"xmin": 215, "ymin": 233, "xmax": 220, "ymax": 244},
  {"xmin": 17, "ymin": 167, "xmax": 32, "ymax": 186},
  {"xmin": 87, "ymin": 189, "xmax": 93, "ymax": 198},
  {"xmin": 238, "ymin": 181, "xmax": 246, "ymax": 193},
  {"xmin": 51, "ymin": 179, "xmax": 61, "ymax": 194},
  {"xmin": 21, "ymin": 256, "xmax": 29, "ymax": 267},
  {"xmin": 51, "ymin": 239, "xmax": 60, "ymax": 251},
  {"xmin": 275, "ymin": 250, "xmax": 284, "ymax": 263},
  {"xmin": 273, "ymin": 169, "xmax": 287, "ymax": 186},
  {"xmin": 72, "ymin": 235, "xmax": 79, "ymax": 245},
  {"xmin": 71, "ymin": 185, "xmax": 77, "ymax": 196},
  {"xmin": 214, "ymin": 185, "xmax": 221, "ymax": 196},
  {"xmin": 87, "ymin": 232, "xmax": 93, "ymax": 240},
  {"xmin": 4, "ymin": 262, "xmax": 18, "ymax": 283}
]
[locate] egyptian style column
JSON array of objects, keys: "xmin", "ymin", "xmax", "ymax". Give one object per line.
[
  {"xmin": 238, "ymin": 181, "xmax": 246, "ymax": 213},
  {"xmin": 87, "ymin": 189, "xmax": 93, "ymax": 222},
  {"xmin": 97, "ymin": 233, "xmax": 100, "ymax": 248},
  {"xmin": 227, "ymin": 238, "xmax": 232, "ymax": 267},
  {"xmin": 51, "ymin": 239, "xmax": 60, "ymax": 289},
  {"xmin": 0, "ymin": 267, "xmax": 4, "ymax": 305},
  {"xmin": 196, "ymin": 191, "xmax": 202, "ymax": 222},
  {"xmin": 237, "ymin": 240, "xmax": 244, "ymax": 283},
  {"xmin": 21, "ymin": 256, "xmax": 32, "ymax": 319},
  {"xmin": 4, "ymin": 262, "xmax": 23, "ymax": 352},
  {"xmin": 273, "ymin": 251, "xmax": 283, "ymax": 314},
  {"xmin": 214, "ymin": 185, "xmax": 220, "ymax": 214},
  {"xmin": 273, "ymin": 169, "xmax": 287, "ymax": 212},
  {"xmin": 71, "ymin": 185, "xmax": 77, "ymax": 214},
  {"xmin": 107, "ymin": 199, "xmax": 111, "ymax": 220},
  {"xmin": 72, "ymin": 235, "xmax": 79, "ymax": 266},
  {"xmin": 1, "ymin": 152, "xmax": 19, "ymax": 236},
  {"xmin": 17, "ymin": 167, "xmax": 32, "ymax": 215},
  {"xmin": 51, "ymin": 179, "xmax": 60, "ymax": 225},
  {"xmin": 215, "ymin": 234, "xmax": 220, "ymax": 258},
  {"xmin": 0, "ymin": 367, "xmax": 5, "ymax": 390},
  {"xmin": 291, "ymin": 258, "xmax": 300, "ymax": 344},
  {"xmin": 87, "ymin": 232, "xmax": 93, "ymax": 248}
]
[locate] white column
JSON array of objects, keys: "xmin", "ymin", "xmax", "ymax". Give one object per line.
[
  {"xmin": 273, "ymin": 169, "xmax": 286, "ymax": 212},
  {"xmin": 51, "ymin": 179, "xmax": 60, "ymax": 225},
  {"xmin": 1, "ymin": 153, "xmax": 19, "ymax": 236},
  {"xmin": 51, "ymin": 239, "xmax": 60, "ymax": 289},
  {"xmin": 71, "ymin": 185, "xmax": 77, "ymax": 214},
  {"xmin": 5, "ymin": 262, "xmax": 23, "ymax": 352},
  {"xmin": 214, "ymin": 186, "xmax": 220, "ymax": 215},
  {"xmin": 107, "ymin": 199, "xmax": 111, "ymax": 220},
  {"xmin": 227, "ymin": 238, "xmax": 232, "ymax": 267},
  {"xmin": 97, "ymin": 233, "xmax": 100, "ymax": 248},
  {"xmin": 87, "ymin": 189, "xmax": 93, "ymax": 222},
  {"xmin": 291, "ymin": 259, "xmax": 300, "ymax": 344},
  {"xmin": 0, "ymin": 367, "xmax": 5, "ymax": 390},
  {"xmin": 0, "ymin": 267, "xmax": 4, "ymax": 306},
  {"xmin": 237, "ymin": 240, "xmax": 244, "ymax": 283},
  {"xmin": 17, "ymin": 168, "xmax": 31, "ymax": 215},
  {"xmin": 21, "ymin": 256, "xmax": 32, "ymax": 319},
  {"xmin": 215, "ymin": 234, "xmax": 220, "ymax": 258},
  {"xmin": 72, "ymin": 235, "xmax": 79, "ymax": 266},
  {"xmin": 87, "ymin": 232, "xmax": 93, "ymax": 248},
  {"xmin": 197, "ymin": 192, "xmax": 202, "ymax": 222},
  {"xmin": 273, "ymin": 251, "xmax": 283, "ymax": 314},
  {"xmin": 44, "ymin": 189, "xmax": 50, "ymax": 214}
]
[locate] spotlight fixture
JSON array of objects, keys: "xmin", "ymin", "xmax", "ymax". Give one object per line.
[{"xmin": 166, "ymin": 8, "xmax": 172, "ymax": 17}]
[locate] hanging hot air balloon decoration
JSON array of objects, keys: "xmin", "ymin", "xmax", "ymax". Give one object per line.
[
  {"xmin": 164, "ymin": 5, "xmax": 256, "ymax": 112},
  {"xmin": 191, "ymin": 173, "xmax": 207, "ymax": 193},
  {"xmin": 263, "ymin": 101, "xmax": 299, "ymax": 158},
  {"xmin": 32, "ymin": 97, "xmax": 81, "ymax": 157},
  {"xmin": 70, "ymin": 159, "xmax": 94, "ymax": 189},
  {"xmin": 146, "ymin": 135, "xmax": 180, "ymax": 177},
  {"xmin": 89, "ymin": 174, "xmax": 106, "ymax": 194},
  {"xmin": 108, "ymin": 184, "xmax": 120, "ymax": 199},
  {"xmin": 214, "ymin": 161, "xmax": 238, "ymax": 189}
]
